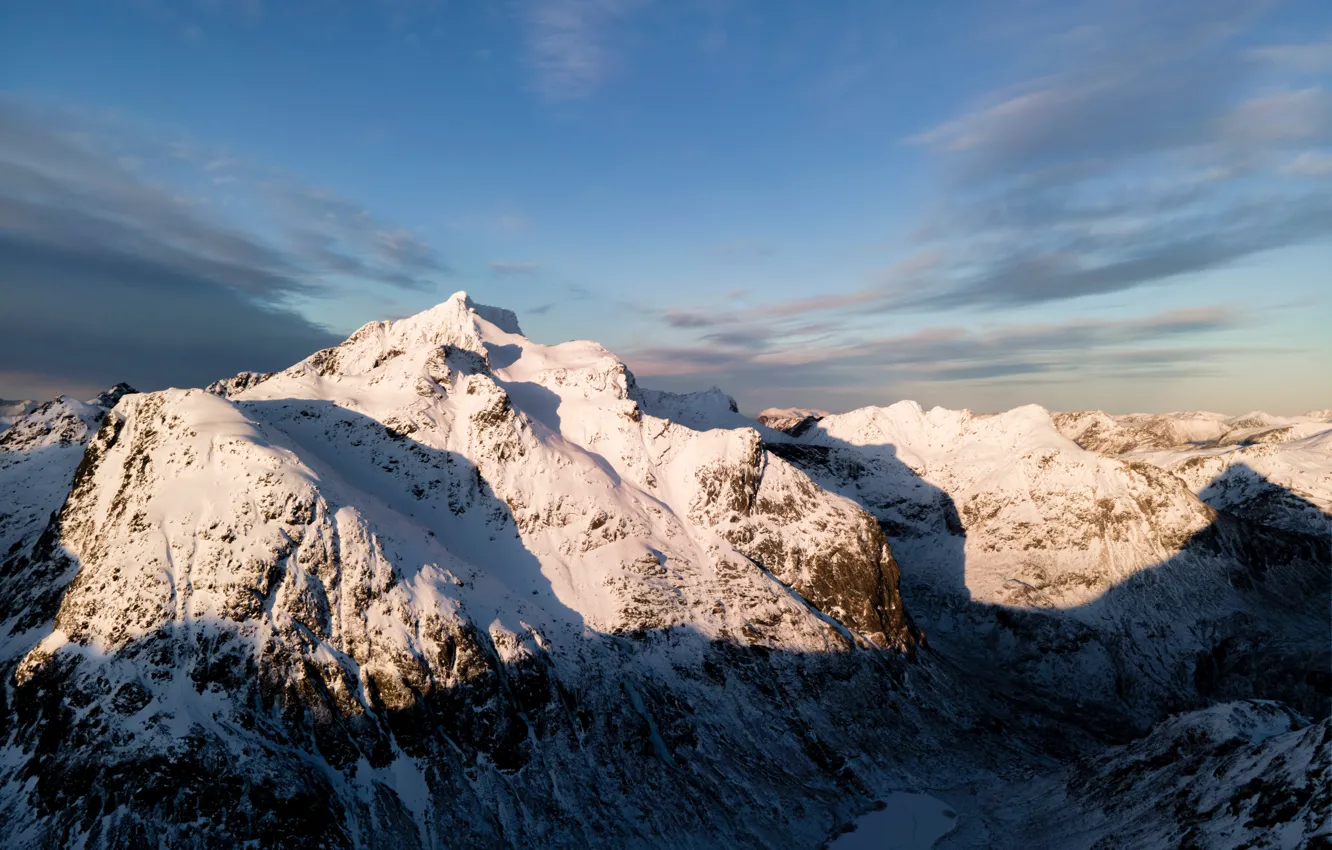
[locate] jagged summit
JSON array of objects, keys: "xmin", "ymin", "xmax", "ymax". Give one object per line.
[
  {"xmin": 90, "ymin": 382, "xmax": 137, "ymax": 409},
  {"xmin": 756, "ymin": 407, "xmax": 829, "ymax": 435},
  {"xmin": 0, "ymin": 384, "xmax": 137, "ymax": 452},
  {"xmin": 368, "ymin": 290, "xmax": 521, "ymax": 346}
]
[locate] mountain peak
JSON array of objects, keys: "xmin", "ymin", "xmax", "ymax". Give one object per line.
[
  {"xmin": 384, "ymin": 292, "xmax": 522, "ymax": 351},
  {"xmin": 90, "ymin": 382, "xmax": 137, "ymax": 409},
  {"xmin": 434, "ymin": 290, "xmax": 522, "ymax": 336}
]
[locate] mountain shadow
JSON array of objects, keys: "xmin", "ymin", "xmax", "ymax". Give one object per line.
[
  {"xmin": 767, "ymin": 431, "xmax": 1331, "ymax": 736},
  {"xmin": 1193, "ymin": 458, "xmax": 1332, "ymax": 536}
]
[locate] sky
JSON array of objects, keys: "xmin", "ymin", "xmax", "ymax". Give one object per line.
[{"xmin": 2, "ymin": 0, "xmax": 1330, "ymax": 415}]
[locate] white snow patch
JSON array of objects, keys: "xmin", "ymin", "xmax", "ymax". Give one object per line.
[{"xmin": 830, "ymin": 792, "xmax": 958, "ymax": 850}]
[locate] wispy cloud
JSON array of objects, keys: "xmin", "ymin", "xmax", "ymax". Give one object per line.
[
  {"xmin": 662, "ymin": 309, "xmax": 723, "ymax": 329},
  {"xmin": 210, "ymin": 172, "xmax": 449, "ymax": 291},
  {"xmin": 664, "ymin": 0, "xmax": 1332, "ymax": 331},
  {"xmin": 1248, "ymin": 36, "xmax": 1332, "ymax": 73},
  {"xmin": 490, "ymin": 260, "xmax": 541, "ymax": 275},
  {"xmin": 622, "ymin": 305, "xmax": 1254, "ymax": 409},
  {"xmin": 889, "ymin": 1, "xmax": 1332, "ymax": 311},
  {"xmin": 1283, "ymin": 149, "xmax": 1332, "ymax": 175},
  {"xmin": 707, "ymin": 239, "xmax": 775, "ymax": 263},
  {"xmin": 523, "ymin": 0, "xmax": 641, "ymax": 101},
  {"xmin": 0, "ymin": 102, "xmax": 307, "ymax": 302},
  {"xmin": 1219, "ymin": 87, "xmax": 1332, "ymax": 144},
  {"xmin": 0, "ymin": 96, "xmax": 447, "ymax": 396}
]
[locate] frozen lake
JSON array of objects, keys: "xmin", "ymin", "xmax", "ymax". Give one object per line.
[{"xmin": 828, "ymin": 792, "xmax": 958, "ymax": 850}]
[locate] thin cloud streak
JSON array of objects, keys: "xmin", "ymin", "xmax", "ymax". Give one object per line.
[
  {"xmin": 623, "ymin": 306, "xmax": 1245, "ymax": 387},
  {"xmin": 523, "ymin": 0, "xmax": 641, "ymax": 102},
  {"xmin": 1248, "ymin": 36, "xmax": 1332, "ymax": 73},
  {"xmin": 491, "ymin": 260, "xmax": 541, "ymax": 275}
]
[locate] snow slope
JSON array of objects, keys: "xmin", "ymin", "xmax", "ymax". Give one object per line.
[
  {"xmin": 830, "ymin": 791, "xmax": 958, "ymax": 850},
  {"xmin": 1130, "ymin": 429, "xmax": 1332, "ymax": 537}
]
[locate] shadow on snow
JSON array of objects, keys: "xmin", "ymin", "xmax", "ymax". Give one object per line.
[{"xmin": 765, "ymin": 430, "xmax": 1331, "ymax": 733}]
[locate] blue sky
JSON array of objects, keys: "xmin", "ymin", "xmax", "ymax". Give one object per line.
[{"xmin": 2, "ymin": 0, "xmax": 1329, "ymax": 414}]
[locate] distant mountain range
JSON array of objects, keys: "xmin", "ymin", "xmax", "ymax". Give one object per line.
[{"xmin": 1, "ymin": 293, "xmax": 1326, "ymax": 848}]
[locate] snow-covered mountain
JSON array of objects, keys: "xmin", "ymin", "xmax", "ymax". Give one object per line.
[
  {"xmin": 1054, "ymin": 408, "xmax": 1332, "ymax": 455},
  {"xmin": 771, "ymin": 401, "xmax": 1329, "ymax": 728},
  {"xmin": 0, "ymin": 295, "xmax": 955, "ymax": 848},
  {"xmin": 756, "ymin": 407, "xmax": 830, "ymax": 435},
  {"xmin": 0, "ymin": 399, "xmax": 38, "ymax": 433},
  {"xmin": 1052, "ymin": 409, "xmax": 1234, "ymax": 454},
  {"xmin": 1056, "ymin": 408, "xmax": 1332, "ymax": 536},
  {"xmin": 0, "ymin": 295, "xmax": 1326, "ymax": 848},
  {"xmin": 1132, "ymin": 430, "xmax": 1332, "ymax": 538}
]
